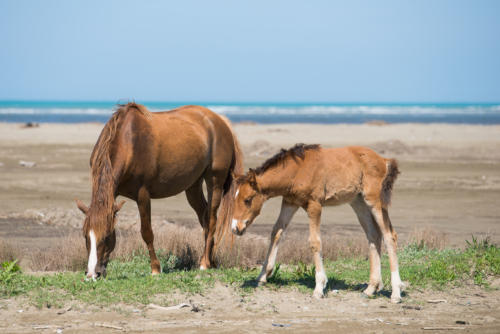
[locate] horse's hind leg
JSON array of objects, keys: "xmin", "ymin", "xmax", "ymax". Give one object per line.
[
  {"xmin": 199, "ymin": 171, "xmax": 225, "ymax": 269},
  {"xmin": 137, "ymin": 187, "xmax": 161, "ymax": 275},
  {"xmin": 257, "ymin": 199, "xmax": 298, "ymax": 285},
  {"xmin": 351, "ymin": 196, "xmax": 383, "ymax": 296},
  {"xmin": 185, "ymin": 178, "xmax": 209, "ymax": 269}
]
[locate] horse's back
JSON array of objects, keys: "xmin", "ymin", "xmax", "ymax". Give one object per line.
[{"xmin": 116, "ymin": 105, "xmax": 234, "ymax": 199}]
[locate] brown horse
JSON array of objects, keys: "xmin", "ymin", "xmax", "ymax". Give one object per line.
[
  {"xmin": 76, "ymin": 103, "xmax": 243, "ymax": 279},
  {"xmin": 231, "ymin": 144, "xmax": 404, "ymax": 302}
]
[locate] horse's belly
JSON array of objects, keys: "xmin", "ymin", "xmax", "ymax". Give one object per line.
[{"xmin": 148, "ymin": 163, "xmax": 206, "ymax": 198}]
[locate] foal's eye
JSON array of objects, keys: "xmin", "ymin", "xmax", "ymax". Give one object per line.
[{"xmin": 244, "ymin": 197, "xmax": 253, "ymax": 207}]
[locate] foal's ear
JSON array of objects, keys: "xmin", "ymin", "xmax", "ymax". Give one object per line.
[
  {"xmin": 75, "ymin": 199, "xmax": 89, "ymax": 214},
  {"xmin": 113, "ymin": 200, "xmax": 126, "ymax": 214},
  {"xmin": 247, "ymin": 168, "xmax": 259, "ymax": 190}
]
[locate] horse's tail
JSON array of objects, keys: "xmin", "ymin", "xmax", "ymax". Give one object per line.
[
  {"xmin": 215, "ymin": 116, "xmax": 244, "ymax": 250},
  {"xmin": 381, "ymin": 158, "xmax": 400, "ymax": 208}
]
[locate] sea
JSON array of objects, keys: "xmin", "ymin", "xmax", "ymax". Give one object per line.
[{"xmin": 1, "ymin": 101, "xmax": 499, "ymax": 124}]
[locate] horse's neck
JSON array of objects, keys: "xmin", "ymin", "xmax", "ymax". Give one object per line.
[
  {"xmin": 90, "ymin": 164, "xmax": 117, "ymax": 218},
  {"xmin": 257, "ymin": 164, "xmax": 296, "ymax": 197}
]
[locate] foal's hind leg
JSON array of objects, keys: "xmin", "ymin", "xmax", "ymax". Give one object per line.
[
  {"xmin": 185, "ymin": 179, "xmax": 209, "ymax": 269},
  {"xmin": 137, "ymin": 187, "xmax": 161, "ymax": 275},
  {"xmin": 367, "ymin": 200, "xmax": 403, "ymax": 303},
  {"xmin": 351, "ymin": 196, "xmax": 383, "ymax": 296},
  {"xmin": 257, "ymin": 200, "xmax": 298, "ymax": 285}
]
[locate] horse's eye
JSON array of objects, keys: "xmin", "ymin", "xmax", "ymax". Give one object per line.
[{"xmin": 244, "ymin": 197, "xmax": 253, "ymax": 207}]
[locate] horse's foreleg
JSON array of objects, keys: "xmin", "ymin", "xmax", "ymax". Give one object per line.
[
  {"xmin": 137, "ymin": 187, "xmax": 161, "ymax": 275},
  {"xmin": 351, "ymin": 197, "xmax": 383, "ymax": 296},
  {"xmin": 370, "ymin": 204, "xmax": 403, "ymax": 303},
  {"xmin": 306, "ymin": 201, "xmax": 327, "ymax": 299},
  {"xmin": 257, "ymin": 201, "xmax": 298, "ymax": 285}
]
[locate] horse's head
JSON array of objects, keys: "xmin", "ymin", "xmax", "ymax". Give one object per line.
[
  {"xmin": 75, "ymin": 199, "xmax": 125, "ymax": 280},
  {"xmin": 231, "ymin": 169, "xmax": 267, "ymax": 236}
]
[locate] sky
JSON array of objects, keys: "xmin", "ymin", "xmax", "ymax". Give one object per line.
[{"xmin": 1, "ymin": 0, "xmax": 499, "ymax": 102}]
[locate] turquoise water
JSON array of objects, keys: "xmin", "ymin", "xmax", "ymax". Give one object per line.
[{"xmin": 1, "ymin": 101, "xmax": 499, "ymax": 124}]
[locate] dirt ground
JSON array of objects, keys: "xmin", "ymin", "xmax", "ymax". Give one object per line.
[
  {"xmin": 1, "ymin": 284, "xmax": 500, "ymax": 333},
  {"xmin": 0, "ymin": 122, "xmax": 499, "ymax": 332}
]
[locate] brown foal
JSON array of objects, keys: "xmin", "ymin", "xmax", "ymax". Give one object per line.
[
  {"xmin": 231, "ymin": 144, "xmax": 403, "ymax": 302},
  {"xmin": 76, "ymin": 103, "xmax": 243, "ymax": 279}
]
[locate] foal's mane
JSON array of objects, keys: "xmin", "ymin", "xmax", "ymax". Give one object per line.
[
  {"xmin": 85, "ymin": 103, "xmax": 151, "ymax": 236},
  {"xmin": 254, "ymin": 143, "xmax": 320, "ymax": 175}
]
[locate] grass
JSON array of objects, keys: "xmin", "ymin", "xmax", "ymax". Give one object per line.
[{"xmin": 1, "ymin": 236, "xmax": 498, "ymax": 308}]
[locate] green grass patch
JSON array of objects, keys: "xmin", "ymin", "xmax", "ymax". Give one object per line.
[{"xmin": 1, "ymin": 238, "xmax": 498, "ymax": 308}]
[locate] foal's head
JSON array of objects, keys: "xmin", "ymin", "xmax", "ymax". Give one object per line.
[
  {"xmin": 231, "ymin": 169, "xmax": 267, "ymax": 235},
  {"xmin": 76, "ymin": 199, "xmax": 125, "ymax": 279}
]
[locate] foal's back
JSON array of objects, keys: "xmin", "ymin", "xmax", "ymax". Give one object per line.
[{"xmin": 307, "ymin": 146, "xmax": 390, "ymax": 206}]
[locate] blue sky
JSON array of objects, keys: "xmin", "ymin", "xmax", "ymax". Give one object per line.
[{"xmin": 1, "ymin": 0, "xmax": 499, "ymax": 102}]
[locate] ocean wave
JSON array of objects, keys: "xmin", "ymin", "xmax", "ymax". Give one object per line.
[{"xmin": 208, "ymin": 105, "xmax": 500, "ymax": 115}]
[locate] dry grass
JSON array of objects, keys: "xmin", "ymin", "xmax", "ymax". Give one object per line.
[
  {"xmin": 277, "ymin": 232, "xmax": 368, "ymax": 264},
  {"xmin": 0, "ymin": 239, "xmax": 21, "ymax": 263},
  {"xmin": 1, "ymin": 224, "xmax": 448, "ymax": 272},
  {"xmin": 407, "ymin": 227, "xmax": 448, "ymax": 250},
  {"xmin": 26, "ymin": 233, "xmax": 87, "ymax": 271}
]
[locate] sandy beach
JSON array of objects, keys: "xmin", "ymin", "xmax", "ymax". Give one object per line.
[{"xmin": 0, "ymin": 121, "xmax": 499, "ymax": 250}]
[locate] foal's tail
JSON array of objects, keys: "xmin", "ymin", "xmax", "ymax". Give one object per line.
[
  {"xmin": 215, "ymin": 116, "xmax": 244, "ymax": 250},
  {"xmin": 381, "ymin": 158, "xmax": 400, "ymax": 208}
]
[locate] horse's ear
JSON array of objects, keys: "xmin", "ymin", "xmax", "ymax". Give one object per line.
[
  {"xmin": 113, "ymin": 200, "xmax": 126, "ymax": 214},
  {"xmin": 75, "ymin": 199, "xmax": 89, "ymax": 214}
]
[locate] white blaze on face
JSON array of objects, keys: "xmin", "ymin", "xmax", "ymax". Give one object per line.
[
  {"xmin": 87, "ymin": 230, "xmax": 97, "ymax": 278},
  {"xmin": 235, "ymin": 188, "xmax": 240, "ymax": 199}
]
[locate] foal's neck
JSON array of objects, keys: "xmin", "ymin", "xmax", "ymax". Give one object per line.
[{"xmin": 256, "ymin": 164, "xmax": 297, "ymax": 198}]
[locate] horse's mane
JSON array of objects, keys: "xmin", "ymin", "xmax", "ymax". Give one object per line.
[
  {"xmin": 254, "ymin": 143, "xmax": 320, "ymax": 175},
  {"xmin": 84, "ymin": 102, "xmax": 151, "ymax": 236}
]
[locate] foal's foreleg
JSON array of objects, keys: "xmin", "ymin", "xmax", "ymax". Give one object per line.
[
  {"xmin": 257, "ymin": 201, "xmax": 298, "ymax": 285},
  {"xmin": 137, "ymin": 187, "xmax": 161, "ymax": 275},
  {"xmin": 306, "ymin": 201, "xmax": 327, "ymax": 299}
]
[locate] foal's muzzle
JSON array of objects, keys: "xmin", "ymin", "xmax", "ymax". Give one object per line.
[{"xmin": 231, "ymin": 219, "xmax": 248, "ymax": 236}]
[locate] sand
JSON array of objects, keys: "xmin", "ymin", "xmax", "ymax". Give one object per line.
[
  {"xmin": 0, "ymin": 121, "xmax": 499, "ymax": 332},
  {"xmin": 0, "ymin": 122, "xmax": 499, "ymax": 246}
]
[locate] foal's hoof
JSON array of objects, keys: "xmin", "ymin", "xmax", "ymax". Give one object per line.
[
  {"xmin": 391, "ymin": 296, "xmax": 402, "ymax": 304},
  {"xmin": 257, "ymin": 280, "xmax": 267, "ymax": 287},
  {"xmin": 313, "ymin": 290, "xmax": 325, "ymax": 299}
]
